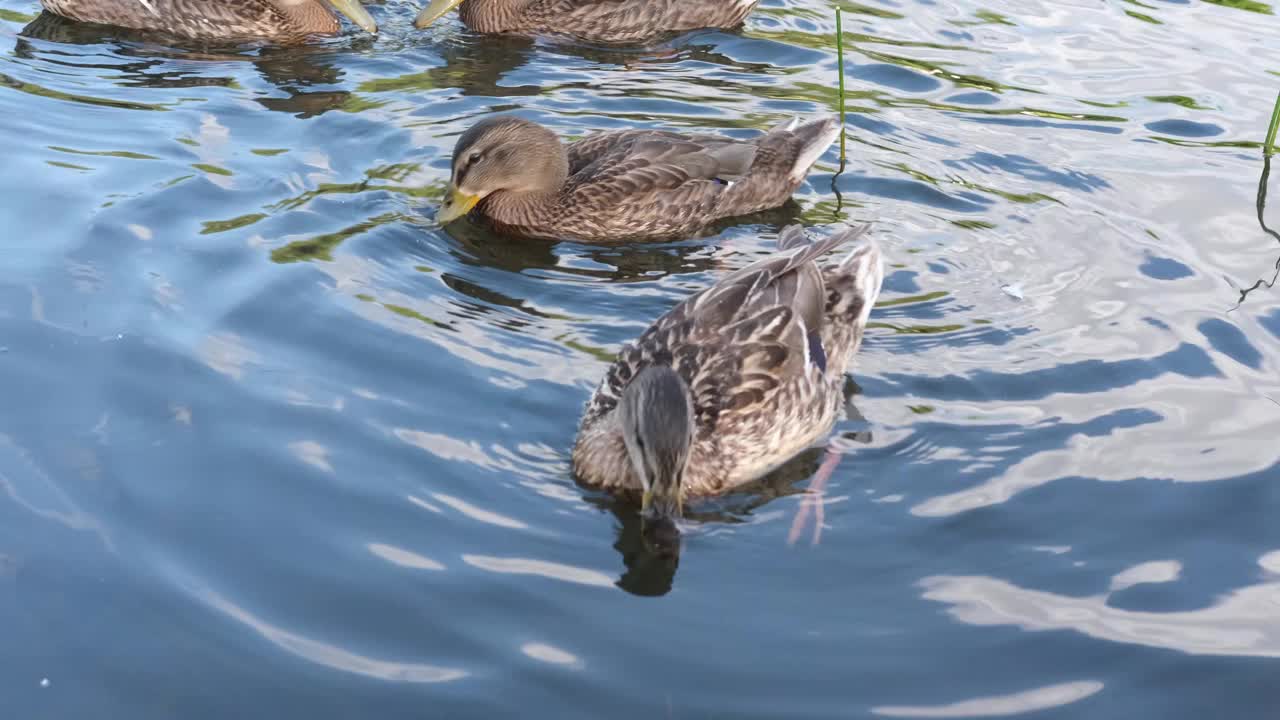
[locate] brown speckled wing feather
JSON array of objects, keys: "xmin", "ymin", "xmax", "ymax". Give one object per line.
[
  {"xmin": 584, "ymin": 229, "xmax": 861, "ymax": 437},
  {"xmin": 556, "ymin": 130, "xmax": 759, "ymax": 238},
  {"xmin": 520, "ymin": 0, "xmax": 758, "ymax": 43},
  {"xmin": 713, "ymin": 118, "xmax": 839, "ymax": 217},
  {"xmin": 566, "ymin": 129, "xmax": 648, "ymax": 174},
  {"xmin": 570, "ymin": 117, "xmax": 840, "ymax": 229},
  {"xmin": 39, "ymin": 0, "xmax": 334, "ymax": 41},
  {"xmin": 566, "ymin": 129, "xmax": 753, "ymax": 177}
]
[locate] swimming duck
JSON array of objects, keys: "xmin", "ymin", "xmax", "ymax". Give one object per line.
[
  {"xmin": 414, "ymin": 0, "xmax": 757, "ymax": 44},
  {"xmin": 38, "ymin": 0, "xmax": 377, "ymax": 43},
  {"xmin": 571, "ymin": 224, "xmax": 884, "ymax": 528},
  {"xmin": 437, "ymin": 115, "xmax": 842, "ymax": 242}
]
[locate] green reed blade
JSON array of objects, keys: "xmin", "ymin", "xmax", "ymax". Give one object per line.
[
  {"xmin": 836, "ymin": 8, "xmax": 846, "ymax": 162},
  {"xmin": 1266, "ymin": 89, "xmax": 1280, "ymax": 157}
]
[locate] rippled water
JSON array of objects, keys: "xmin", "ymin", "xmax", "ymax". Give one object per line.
[{"xmin": 3, "ymin": 0, "xmax": 1280, "ymax": 716}]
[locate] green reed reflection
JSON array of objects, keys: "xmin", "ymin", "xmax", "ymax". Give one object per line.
[
  {"xmin": 192, "ymin": 163, "xmax": 232, "ymax": 176},
  {"xmin": 0, "ymin": 8, "xmax": 36, "ymax": 22},
  {"xmin": 272, "ymin": 212, "xmax": 407, "ymax": 263},
  {"xmin": 1147, "ymin": 95, "xmax": 1211, "ymax": 111},
  {"xmin": 867, "ymin": 321, "xmax": 966, "ymax": 335},
  {"xmin": 0, "ymin": 73, "xmax": 170, "ymax": 111},
  {"xmin": 49, "ymin": 146, "xmax": 158, "ymax": 160},
  {"xmin": 201, "ymin": 213, "xmax": 269, "ymax": 235},
  {"xmin": 355, "ymin": 294, "xmax": 454, "ymax": 330},
  {"xmin": 1204, "ymin": 0, "xmax": 1273, "ymax": 14}
]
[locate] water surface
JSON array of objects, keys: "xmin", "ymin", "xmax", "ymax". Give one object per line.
[{"xmin": 2, "ymin": 0, "xmax": 1280, "ymax": 717}]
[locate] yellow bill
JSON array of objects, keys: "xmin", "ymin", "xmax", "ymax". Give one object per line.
[
  {"xmin": 437, "ymin": 185, "xmax": 481, "ymax": 224},
  {"xmin": 415, "ymin": 0, "xmax": 466, "ymax": 29},
  {"xmin": 640, "ymin": 488, "xmax": 682, "ymax": 520},
  {"xmin": 329, "ymin": 0, "xmax": 378, "ymax": 34}
]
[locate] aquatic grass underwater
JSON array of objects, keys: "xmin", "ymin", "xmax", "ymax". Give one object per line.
[{"xmin": 1, "ymin": 0, "xmax": 1280, "ymax": 718}]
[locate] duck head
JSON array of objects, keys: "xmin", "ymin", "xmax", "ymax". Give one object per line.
[{"xmin": 437, "ymin": 115, "xmax": 569, "ymax": 224}]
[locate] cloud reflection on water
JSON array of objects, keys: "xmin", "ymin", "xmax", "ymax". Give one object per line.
[{"xmin": 924, "ymin": 550, "xmax": 1280, "ymax": 658}]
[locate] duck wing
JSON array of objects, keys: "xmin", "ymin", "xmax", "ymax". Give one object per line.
[
  {"xmin": 561, "ymin": 117, "xmax": 839, "ymax": 236},
  {"xmin": 713, "ymin": 116, "xmax": 841, "ymax": 217},
  {"xmin": 567, "ymin": 130, "xmax": 756, "ymax": 186},
  {"xmin": 522, "ymin": 0, "xmax": 758, "ymax": 43},
  {"xmin": 557, "ymin": 131, "xmax": 759, "ymax": 236},
  {"xmin": 591, "ymin": 225, "xmax": 870, "ymax": 436}
]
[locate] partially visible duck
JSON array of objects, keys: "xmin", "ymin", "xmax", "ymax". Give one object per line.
[
  {"xmin": 414, "ymin": 0, "xmax": 757, "ymax": 44},
  {"xmin": 38, "ymin": 0, "xmax": 377, "ymax": 43}
]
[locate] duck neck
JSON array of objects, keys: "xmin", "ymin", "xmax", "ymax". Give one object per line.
[
  {"xmin": 479, "ymin": 190, "xmax": 560, "ymax": 237},
  {"xmin": 460, "ymin": 0, "xmax": 532, "ymax": 32}
]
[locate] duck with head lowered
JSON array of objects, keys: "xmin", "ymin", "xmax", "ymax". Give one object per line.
[
  {"xmin": 571, "ymin": 225, "xmax": 884, "ymax": 538},
  {"xmin": 414, "ymin": 0, "xmax": 758, "ymax": 44},
  {"xmin": 436, "ymin": 114, "xmax": 843, "ymax": 243},
  {"xmin": 38, "ymin": 0, "xmax": 378, "ymax": 43}
]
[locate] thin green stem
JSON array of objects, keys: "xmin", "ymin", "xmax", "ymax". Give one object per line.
[
  {"xmin": 1266, "ymin": 89, "xmax": 1280, "ymax": 157},
  {"xmin": 836, "ymin": 8, "xmax": 846, "ymax": 163}
]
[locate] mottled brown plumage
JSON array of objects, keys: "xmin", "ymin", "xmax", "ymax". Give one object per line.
[
  {"xmin": 39, "ymin": 0, "xmax": 377, "ymax": 43},
  {"xmin": 436, "ymin": 115, "xmax": 843, "ymax": 242},
  {"xmin": 571, "ymin": 225, "xmax": 884, "ymax": 512},
  {"xmin": 415, "ymin": 0, "xmax": 758, "ymax": 44}
]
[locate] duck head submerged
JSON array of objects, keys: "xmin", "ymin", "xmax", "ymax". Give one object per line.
[{"xmin": 617, "ymin": 365, "xmax": 695, "ymax": 532}]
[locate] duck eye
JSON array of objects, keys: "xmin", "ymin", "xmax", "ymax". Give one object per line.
[{"xmin": 468, "ymin": 151, "xmax": 483, "ymax": 164}]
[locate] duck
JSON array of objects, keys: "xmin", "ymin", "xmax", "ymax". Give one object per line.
[
  {"xmin": 414, "ymin": 0, "xmax": 758, "ymax": 44},
  {"xmin": 38, "ymin": 0, "xmax": 377, "ymax": 43},
  {"xmin": 436, "ymin": 115, "xmax": 842, "ymax": 242},
  {"xmin": 571, "ymin": 224, "xmax": 884, "ymax": 530}
]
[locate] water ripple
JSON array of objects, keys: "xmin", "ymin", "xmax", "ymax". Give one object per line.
[
  {"xmin": 5, "ymin": 0, "xmax": 1280, "ymax": 715},
  {"xmin": 196, "ymin": 583, "xmax": 468, "ymax": 683}
]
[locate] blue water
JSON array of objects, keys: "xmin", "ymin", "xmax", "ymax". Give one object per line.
[{"xmin": 3, "ymin": 0, "xmax": 1280, "ymax": 717}]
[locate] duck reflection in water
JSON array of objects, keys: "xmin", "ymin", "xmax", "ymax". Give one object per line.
[
  {"xmin": 590, "ymin": 415, "xmax": 873, "ymax": 598},
  {"xmin": 441, "ymin": 202, "xmax": 804, "ymax": 280},
  {"xmin": 423, "ymin": 25, "xmax": 771, "ymax": 98},
  {"xmin": 33, "ymin": 0, "xmax": 377, "ymax": 44},
  {"xmin": 17, "ymin": 12, "xmax": 374, "ymax": 118}
]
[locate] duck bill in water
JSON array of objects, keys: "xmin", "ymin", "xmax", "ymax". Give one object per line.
[
  {"xmin": 436, "ymin": 184, "xmax": 483, "ymax": 224},
  {"xmin": 640, "ymin": 461, "xmax": 684, "ymax": 555},
  {"xmin": 618, "ymin": 366, "xmax": 694, "ymax": 533},
  {"xmin": 329, "ymin": 0, "xmax": 379, "ymax": 34},
  {"xmin": 414, "ymin": 0, "xmax": 465, "ymax": 29}
]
